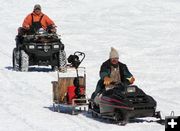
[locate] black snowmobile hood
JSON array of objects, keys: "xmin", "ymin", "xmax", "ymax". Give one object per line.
[{"xmin": 100, "ymin": 84, "xmax": 157, "ymax": 110}]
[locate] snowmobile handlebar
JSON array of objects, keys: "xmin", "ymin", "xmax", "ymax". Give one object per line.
[
  {"xmin": 107, "ymin": 81, "xmax": 126, "ymax": 86},
  {"xmin": 105, "ymin": 81, "xmax": 137, "ymax": 93}
]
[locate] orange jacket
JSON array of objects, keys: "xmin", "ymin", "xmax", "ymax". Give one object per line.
[{"xmin": 22, "ymin": 12, "xmax": 55, "ymax": 30}]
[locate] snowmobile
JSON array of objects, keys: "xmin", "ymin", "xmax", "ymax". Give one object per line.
[
  {"xmin": 12, "ymin": 28, "xmax": 67, "ymax": 71},
  {"xmin": 52, "ymin": 51, "xmax": 89, "ymax": 115},
  {"xmin": 89, "ymin": 83, "xmax": 165, "ymax": 125}
]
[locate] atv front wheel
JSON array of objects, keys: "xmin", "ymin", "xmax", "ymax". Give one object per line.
[{"xmin": 20, "ymin": 50, "xmax": 29, "ymax": 72}]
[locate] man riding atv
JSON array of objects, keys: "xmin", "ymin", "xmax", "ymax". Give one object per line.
[
  {"xmin": 91, "ymin": 47, "xmax": 135, "ymax": 100},
  {"xmin": 22, "ymin": 4, "xmax": 56, "ymax": 34},
  {"xmin": 13, "ymin": 4, "xmax": 67, "ymax": 72}
]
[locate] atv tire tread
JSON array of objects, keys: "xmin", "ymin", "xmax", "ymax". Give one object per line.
[
  {"xmin": 59, "ymin": 50, "xmax": 67, "ymax": 72},
  {"xmin": 20, "ymin": 50, "xmax": 29, "ymax": 72},
  {"xmin": 13, "ymin": 48, "xmax": 20, "ymax": 71}
]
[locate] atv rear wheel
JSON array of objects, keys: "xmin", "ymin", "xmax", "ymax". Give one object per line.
[
  {"xmin": 51, "ymin": 66, "xmax": 59, "ymax": 71},
  {"xmin": 12, "ymin": 48, "xmax": 20, "ymax": 71},
  {"xmin": 59, "ymin": 50, "xmax": 67, "ymax": 72},
  {"xmin": 20, "ymin": 50, "xmax": 29, "ymax": 72}
]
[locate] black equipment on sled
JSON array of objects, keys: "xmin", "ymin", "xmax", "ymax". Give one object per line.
[
  {"xmin": 12, "ymin": 28, "xmax": 67, "ymax": 71},
  {"xmin": 68, "ymin": 51, "xmax": 86, "ymax": 98},
  {"xmin": 68, "ymin": 51, "xmax": 85, "ymax": 69},
  {"xmin": 89, "ymin": 82, "xmax": 164, "ymax": 125}
]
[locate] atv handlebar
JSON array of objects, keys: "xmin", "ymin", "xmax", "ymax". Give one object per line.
[{"xmin": 22, "ymin": 33, "xmax": 60, "ymax": 38}]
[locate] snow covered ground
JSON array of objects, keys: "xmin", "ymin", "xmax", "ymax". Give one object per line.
[{"xmin": 0, "ymin": 0, "xmax": 180, "ymax": 130}]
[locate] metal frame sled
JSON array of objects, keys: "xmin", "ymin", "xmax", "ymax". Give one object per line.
[{"xmin": 52, "ymin": 52, "xmax": 89, "ymax": 115}]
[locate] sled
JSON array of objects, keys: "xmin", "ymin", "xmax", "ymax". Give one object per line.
[{"xmin": 52, "ymin": 52, "xmax": 89, "ymax": 115}]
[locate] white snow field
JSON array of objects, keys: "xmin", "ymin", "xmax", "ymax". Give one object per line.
[{"xmin": 0, "ymin": 0, "xmax": 180, "ymax": 131}]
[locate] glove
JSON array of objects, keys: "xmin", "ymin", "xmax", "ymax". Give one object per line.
[
  {"xmin": 24, "ymin": 25, "xmax": 30, "ymax": 30},
  {"xmin": 126, "ymin": 77, "xmax": 135, "ymax": 84},
  {"xmin": 103, "ymin": 76, "xmax": 112, "ymax": 86},
  {"xmin": 50, "ymin": 27, "xmax": 57, "ymax": 33},
  {"xmin": 47, "ymin": 24, "xmax": 57, "ymax": 33}
]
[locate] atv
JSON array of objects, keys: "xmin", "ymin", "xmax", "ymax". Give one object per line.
[
  {"xmin": 12, "ymin": 28, "xmax": 67, "ymax": 71},
  {"xmin": 89, "ymin": 83, "xmax": 164, "ymax": 125}
]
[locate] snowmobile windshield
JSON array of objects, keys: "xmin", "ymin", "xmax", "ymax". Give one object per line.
[{"xmin": 127, "ymin": 86, "xmax": 136, "ymax": 93}]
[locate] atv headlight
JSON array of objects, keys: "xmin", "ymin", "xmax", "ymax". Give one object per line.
[
  {"xmin": 127, "ymin": 87, "xmax": 136, "ymax": 93},
  {"xmin": 29, "ymin": 45, "xmax": 35, "ymax": 49},
  {"xmin": 53, "ymin": 45, "xmax": 59, "ymax": 49}
]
